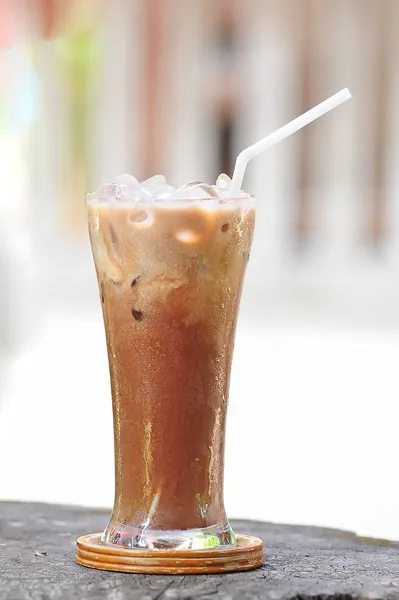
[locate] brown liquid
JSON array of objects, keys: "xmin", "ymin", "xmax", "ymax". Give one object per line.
[{"xmin": 88, "ymin": 197, "xmax": 255, "ymax": 547}]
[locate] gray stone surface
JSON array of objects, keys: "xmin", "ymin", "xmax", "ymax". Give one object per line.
[{"xmin": 1, "ymin": 502, "xmax": 399, "ymax": 599}]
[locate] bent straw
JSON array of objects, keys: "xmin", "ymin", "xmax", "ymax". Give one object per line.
[{"xmin": 230, "ymin": 88, "xmax": 352, "ymax": 196}]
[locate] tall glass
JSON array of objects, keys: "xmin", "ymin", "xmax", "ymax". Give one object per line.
[{"xmin": 88, "ymin": 193, "xmax": 255, "ymax": 550}]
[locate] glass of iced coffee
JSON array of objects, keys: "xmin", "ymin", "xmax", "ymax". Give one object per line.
[
  {"xmin": 77, "ymin": 174, "xmax": 263, "ymax": 573},
  {"xmin": 75, "ymin": 89, "xmax": 351, "ymax": 574}
]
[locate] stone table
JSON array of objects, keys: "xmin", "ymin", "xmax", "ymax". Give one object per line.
[{"xmin": 1, "ymin": 502, "xmax": 399, "ymax": 599}]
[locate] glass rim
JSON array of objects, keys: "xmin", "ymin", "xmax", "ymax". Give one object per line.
[{"xmin": 87, "ymin": 192, "xmax": 255, "ymax": 205}]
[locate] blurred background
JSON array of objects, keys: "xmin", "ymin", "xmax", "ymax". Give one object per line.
[{"xmin": 1, "ymin": 0, "xmax": 399, "ymax": 540}]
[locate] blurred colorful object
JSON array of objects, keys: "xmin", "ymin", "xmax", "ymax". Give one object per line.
[
  {"xmin": 56, "ymin": 27, "xmax": 101, "ymax": 163},
  {"xmin": 54, "ymin": 24, "xmax": 101, "ymax": 231},
  {"xmin": 37, "ymin": 0, "xmax": 64, "ymax": 40},
  {"xmin": 0, "ymin": 0, "xmax": 39, "ymax": 135},
  {"xmin": 0, "ymin": 0, "xmax": 16, "ymax": 50},
  {"xmin": 35, "ymin": 0, "xmax": 76, "ymax": 40},
  {"xmin": 0, "ymin": 47, "xmax": 40, "ymax": 136}
]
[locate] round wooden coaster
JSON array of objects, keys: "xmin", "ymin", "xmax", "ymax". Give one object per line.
[{"xmin": 76, "ymin": 533, "xmax": 264, "ymax": 574}]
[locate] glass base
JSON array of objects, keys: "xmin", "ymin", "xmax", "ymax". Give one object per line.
[
  {"xmin": 101, "ymin": 520, "xmax": 236, "ymax": 550},
  {"xmin": 77, "ymin": 532, "xmax": 264, "ymax": 574}
]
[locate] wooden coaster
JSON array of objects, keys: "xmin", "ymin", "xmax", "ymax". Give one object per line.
[{"xmin": 76, "ymin": 533, "xmax": 264, "ymax": 574}]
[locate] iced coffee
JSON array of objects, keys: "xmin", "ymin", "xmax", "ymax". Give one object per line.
[{"xmin": 88, "ymin": 174, "xmax": 255, "ymax": 550}]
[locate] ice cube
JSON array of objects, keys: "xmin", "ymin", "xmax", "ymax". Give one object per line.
[
  {"xmin": 140, "ymin": 175, "xmax": 167, "ymax": 195},
  {"xmin": 115, "ymin": 173, "xmax": 147, "ymax": 200},
  {"xmin": 216, "ymin": 173, "xmax": 232, "ymax": 190},
  {"xmin": 168, "ymin": 182, "xmax": 220, "ymax": 200},
  {"xmin": 128, "ymin": 208, "xmax": 154, "ymax": 228},
  {"xmin": 115, "ymin": 173, "xmax": 139, "ymax": 187},
  {"xmin": 154, "ymin": 184, "xmax": 176, "ymax": 199},
  {"xmin": 129, "ymin": 209, "xmax": 149, "ymax": 223},
  {"xmin": 92, "ymin": 183, "xmax": 123, "ymax": 200}
]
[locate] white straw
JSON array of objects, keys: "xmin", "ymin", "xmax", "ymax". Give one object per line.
[{"xmin": 230, "ymin": 87, "xmax": 352, "ymax": 196}]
